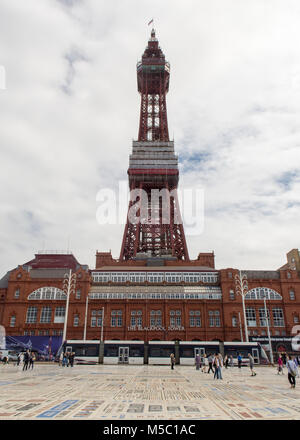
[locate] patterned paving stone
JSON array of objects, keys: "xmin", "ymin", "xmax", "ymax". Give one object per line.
[{"xmin": 0, "ymin": 363, "xmax": 299, "ymax": 419}]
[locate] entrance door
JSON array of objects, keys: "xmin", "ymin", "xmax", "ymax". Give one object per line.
[
  {"xmin": 118, "ymin": 347, "xmax": 129, "ymax": 364},
  {"xmin": 194, "ymin": 347, "xmax": 205, "ymax": 358},
  {"xmin": 252, "ymin": 348, "xmax": 259, "ymax": 364}
]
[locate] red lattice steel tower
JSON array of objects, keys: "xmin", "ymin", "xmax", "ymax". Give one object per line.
[{"xmin": 120, "ymin": 29, "xmax": 189, "ymax": 261}]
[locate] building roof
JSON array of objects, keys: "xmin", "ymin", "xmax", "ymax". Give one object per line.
[
  {"xmin": 0, "ymin": 270, "xmax": 13, "ymax": 288},
  {"xmin": 30, "ymin": 269, "xmax": 71, "ymax": 279},
  {"xmin": 243, "ymin": 270, "xmax": 280, "ymax": 280}
]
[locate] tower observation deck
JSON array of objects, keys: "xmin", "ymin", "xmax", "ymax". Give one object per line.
[{"xmin": 120, "ymin": 29, "xmax": 189, "ymax": 262}]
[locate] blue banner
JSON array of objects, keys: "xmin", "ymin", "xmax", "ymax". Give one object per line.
[{"xmin": 5, "ymin": 335, "xmax": 62, "ymax": 355}]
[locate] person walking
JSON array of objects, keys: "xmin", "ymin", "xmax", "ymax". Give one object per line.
[
  {"xmin": 248, "ymin": 353, "xmax": 256, "ymax": 376},
  {"xmin": 286, "ymin": 355, "xmax": 298, "ymax": 388},
  {"xmin": 277, "ymin": 355, "xmax": 284, "ymax": 375},
  {"xmin": 203, "ymin": 353, "xmax": 209, "ymax": 373},
  {"xmin": 237, "ymin": 353, "xmax": 242, "ymax": 369},
  {"xmin": 224, "ymin": 355, "xmax": 229, "ymax": 369},
  {"xmin": 59, "ymin": 351, "xmax": 64, "ymax": 367},
  {"xmin": 207, "ymin": 354, "xmax": 214, "ymax": 374},
  {"xmin": 63, "ymin": 352, "xmax": 69, "ymax": 367},
  {"xmin": 29, "ymin": 352, "xmax": 35, "ymax": 369},
  {"xmin": 23, "ymin": 350, "xmax": 30, "ymax": 371},
  {"xmin": 195, "ymin": 354, "xmax": 201, "ymax": 370},
  {"xmin": 201, "ymin": 354, "xmax": 207, "ymax": 373},
  {"xmin": 218, "ymin": 354, "xmax": 223, "ymax": 379},
  {"xmin": 170, "ymin": 353, "xmax": 175, "ymax": 370},
  {"xmin": 230, "ymin": 355, "xmax": 234, "ymax": 368},
  {"xmin": 16, "ymin": 352, "xmax": 21, "ymax": 367},
  {"xmin": 69, "ymin": 352, "xmax": 75, "ymax": 367},
  {"xmin": 213, "ymin": 353, "xmax": 220, "ymax": 379}
]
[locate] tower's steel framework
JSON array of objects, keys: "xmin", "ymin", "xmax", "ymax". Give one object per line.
[{"xmin": 120, "ymin": 29, "xmax": 189, "ymax": 261}]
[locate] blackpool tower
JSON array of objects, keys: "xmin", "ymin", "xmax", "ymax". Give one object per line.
[{"xmin": 120, "ymin": 29, "xmax": 189, "ymax": 261}]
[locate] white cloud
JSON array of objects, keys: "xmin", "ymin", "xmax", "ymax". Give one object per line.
[{"xmin": 0, "ymin": 0, "xmax": 299, "ymax": 274}]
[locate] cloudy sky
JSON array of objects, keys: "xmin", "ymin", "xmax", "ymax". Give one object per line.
[{"xmin": 0, "ymin": 0, "xmax": 299, "ymax": 275}]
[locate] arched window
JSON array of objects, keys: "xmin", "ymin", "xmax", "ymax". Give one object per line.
[
  {"xmin": 28, "ymin": 287, "xmax": 67, "ymax": 300},
  {"xmin": 245, "ymin": 287, "xmax": 282, "ymax": 300}
]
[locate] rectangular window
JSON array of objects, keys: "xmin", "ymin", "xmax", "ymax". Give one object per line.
[
  {"xmin": 111, "ymin": 310, "xmax": 122, "ymax": 327},
  {"xmin": 209, "ymin": 310, "xmax": 220, "ymax": 327},
  {"xmin": 76, "ymin": 289, "xmax": 81, "ymax": 299},
  {"xmin": 272, "ymin": 308, "xmax": 284, "ymax": 327},
  {"xmin": 229, "ymin": 289, "xmax": 235, "ymax": 300},
  {"xmin": 54, "ymin": 306, "xmax": 65, "ymax": 323},
  {"xmin": 10, "ymin": 316, "xmax": 16, "ymax": 327},
  {"xmin": 26, "ymin": 306, "xmax": 38, "ymax": 323},
  {"xmin": 259, "ymin": 308, "xmax": 270, "ymax": 326},
  {"xmin": 190, "ymin": 311, "xmax": 201, "ymax": 327},
  {"xmin": 14, "ymin": 289, "xmax": 20, "ymax": 298},
  {"xmin": 290, "ymin": 290, "xmax": 295, "ymax": 300},
  {"xmin": 150, "ymin": 310, "xmax": 162, "ymax": 326},
  {"xmin": 246, "ymin": 308, "xmax": 256, "ymax": 327},
  {"xmin": 73, "ymin": 315, "xmax": 79, "ymax": 327},
  {"xmin": 40, "ymin": 306, "xmax": 52, "ymax": 323}
]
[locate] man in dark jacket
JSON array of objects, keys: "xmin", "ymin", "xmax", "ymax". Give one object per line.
[{"xmin": 23, "ymin": 350, "xmax": 30, "ymax": 371}]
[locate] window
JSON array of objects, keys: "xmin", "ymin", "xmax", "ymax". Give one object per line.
[
  {"xmin": 54, "ymin": 307, "xmax": 65, "ymax": 323},
  {"xmin": 10, "ymin": 316, "xmax": 16, "ymax": 327},
  {"xmin": 287, "ymin": 272, "xmax": 291, "ymax": 279},
  {"xmin": 272, "ymin": 308, "xmax": 285, "ymax": 327},
  {"xmin": 245, "ymin": 287, "xmax": 282, "ymax": 300},
  {"xmin": 289, "ymin": 290, "xmax": 295, "ymax": 301},
  {"xmin": 130, "ymin": 310, "xmax": 142, "ymax": 327},
  {"xmin": 229, "ymin": 289, "xmax": 235, "ymax": 300},
  {"xmin": 259, "ymin": 308, "xmax": 270, "ymax": 327},
  {"xmin": 73, "ymin": 315, "xmax": 79, "ymax": 327},
  {"xmin": 246, "ymin": 308, "xmax": 256, "ymax": 327},
  {"xmin": 209, "ymin": 310, "xmax": 220, "ymax": 327},
  {"xmin": 26, "ymin": 306, "xmax": 38, "ymax": 323},
  {"xmin": 28, "ymin": 287, "xmax": 67, "ymax": 300},
  {"xmin": 232, "ymin": 316, "xmax": 238, "ymax": 327},
  {"xmin": 150, "ymin": 310, "xmax": 162, "ymax": 326},
  {"xmin": 228, "ymin": 272, "xmax": 232, "ymax": 279},
  {"xmin": 170, "ymin": 310, "xmax": 181, "ymax": 327},
  {"xmin": 76, "ymin": 289, "xmax": 81, "ymax": 299},
  {"xmin": 294, "ymin": 315, "xmax": 299, "ymax": 324},
  {"xmin": 91, "ymin": 310, "xmax": 103, "ymax": 327},
  {"xmin": 40, "ymin": 306, "xmax": 52, "ymax": 323},
  {"xmin": 189, "ymin": 310, "xmax": 201, "ymax": 327},
  {"xmin": 111, "ymin": 310, "xmax": 122, "ymax": 327},
  {"xmin": 261, "ymin": 330, "xmax": 266, "ymax": 336},
  {"xmin": 14, "ymin": 289, "xmax": 20, "ymax": 299}
]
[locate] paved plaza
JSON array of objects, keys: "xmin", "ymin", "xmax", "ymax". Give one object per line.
[{"xmin": 0, "ymin": 363, "xmax": 299, "ymax": 420}]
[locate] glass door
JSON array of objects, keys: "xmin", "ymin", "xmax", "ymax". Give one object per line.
[
  {"xmin": 118, "ymin": 347, "xmax": 129, "ymax": 364},
  {"xmin": 252, "ymin": 348, "xmax": 259, "ymax": 364}
]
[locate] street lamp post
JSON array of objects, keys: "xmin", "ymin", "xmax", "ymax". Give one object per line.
[
  {"xmin": 238, "ymin": 312, "xmax": 244, "ymax": 342},
  {"xmin": 235, "ymin": 270, "xmax": 249, "ymax": 342},
  {"xmin": 62, "ymin": 269, "xmax": 77, "ymax": 343},
  {"xmin": 83, "ymin": 294, "xmax": 89, "ymax": 341},
  {"xmin": 263, "ymin": 295, "xmax": 274, "ymax": 364},
  {"xmin": 100, "ymin": 306, "xmax": 104, "ymax": 342}
]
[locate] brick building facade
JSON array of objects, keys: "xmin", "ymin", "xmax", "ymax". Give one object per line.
[{"xmin": 1, "ymin": 249, "xmax": 299, "ymax": 351}]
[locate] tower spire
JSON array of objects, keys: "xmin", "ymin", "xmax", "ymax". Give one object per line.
[{"xmin": 120, "ymin": 32, "xmax": 189, "ymax": 262}]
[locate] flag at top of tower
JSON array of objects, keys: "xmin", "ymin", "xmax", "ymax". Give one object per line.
[{"xmin": 148, "ymin": 19, "xmax": 154, "ymax": 26}]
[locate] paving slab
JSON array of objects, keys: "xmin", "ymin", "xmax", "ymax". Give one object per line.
[{"xmin": 0, "ymin": 364, "xmax": 299, "ymax": 420}]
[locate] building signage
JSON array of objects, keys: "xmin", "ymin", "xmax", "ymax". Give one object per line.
[{"xmin": 127, "ymin": 325, "xmax": 184, "ymax": 332}]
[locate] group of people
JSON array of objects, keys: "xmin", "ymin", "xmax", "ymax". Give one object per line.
[
  {"xmin": 277, "ymin": 353, "xmax": 300, "ymax": 388},
  {"xmin": 59, "ymin": 351, "xmax": 75, "ymax": 367},
  {"xmin": 193, "ymin": 352, "xmax": 256, "ymax": 379},
  {"xmin": 17, "ymin": 350, "xmax": 36, "ymax": 370}
]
